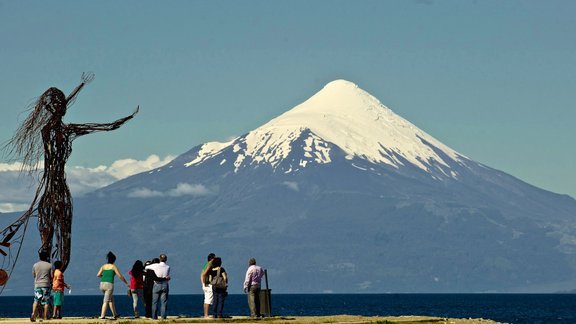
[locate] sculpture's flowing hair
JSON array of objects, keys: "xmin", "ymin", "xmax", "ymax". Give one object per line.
[{"xmin": 2, "ymin": 89, "xmax": 59, "ymax": 176}]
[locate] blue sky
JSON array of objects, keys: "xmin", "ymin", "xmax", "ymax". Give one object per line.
[{"xmin": 1, "ymin": 0, "xmax": 575, "ymax": 198}]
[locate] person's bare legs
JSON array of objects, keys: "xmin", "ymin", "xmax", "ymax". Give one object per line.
[
  {"xmin": 204, "ymin": 303, "xmax": 210, "ymax": 317},
  {"xmin": 42, "ymin": 304, "xmax": 49, "ymax": 320},
  {"xmin": 100, "ymin": 302, "xmax": 108, "ymax": 318},
  {"xmin": 31, "ymin": 301, "xmax": 38, "ymax": 321},
  {"xmin": 110, "ymin": 301, "xmax": 118, "ymax": 318}
]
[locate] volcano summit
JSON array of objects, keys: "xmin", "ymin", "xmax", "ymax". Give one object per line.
[{"xmin": 187, "ymin": 79, "xmax": 464, "ymax": 176}]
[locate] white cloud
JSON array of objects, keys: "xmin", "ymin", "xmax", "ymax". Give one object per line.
[
  {"xmin": 105, "ymin": 155, "xmax": 175, "ymax": 179},
  {"xmin": 0, "ymin": 162, "xmax": 26, "ymax": 172},
  {"xmin": 128, "ymin": 182, "xmax": 212, "ymax": 199},
  {"xmin": 67, "ymin": 167, "xmax": 118, "ymax": 194},
  {"xmin": 0, "ymin": 155, "xmax": 175, "ymax": 212},
  {"xmin": 0, "ymin": 203, "xmax": 30, "ymax": 213},
  {"xmin": 0, "ymin": 161, "xmax": 44, "ymax": 172},
  {"xmin": 127, "ymin": 188, "xmax": 164, "ymax": 198},
  {"xmin": 282, "ymin": 181, "xmax": 299, "ymax": 192},
  {"xmin": 168, "ymin": 183, "xmax": 211, "ymax": 197}
]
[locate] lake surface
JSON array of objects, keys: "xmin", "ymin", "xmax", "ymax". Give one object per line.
[{"xmin": 1, "ymin": 293, "xmax": 575, "ymax": 323}]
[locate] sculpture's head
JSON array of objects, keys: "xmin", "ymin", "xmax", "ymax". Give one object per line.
[
  {"xmin": 41, "ymin": 87, "xmax": 67, "ymax": 117},
  {"xmin": 4, "ymin": 86, "xmax": 71, "ymax": 177}
]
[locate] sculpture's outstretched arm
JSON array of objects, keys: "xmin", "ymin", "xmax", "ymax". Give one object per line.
[
  {"xmin": 66, "ymin": 72, "xmax": 95, "ymax": 104},
  {"xmin": 68, "ymin": 106, "xmax": 139, "ymax": 137}
]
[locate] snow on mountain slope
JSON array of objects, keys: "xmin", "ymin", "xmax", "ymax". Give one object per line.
[{"xmin": 185, "ymin": 80, "xmax": 466, "ymax": 176}]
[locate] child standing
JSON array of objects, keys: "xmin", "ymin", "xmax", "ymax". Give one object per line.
[{"xmin": 52, "ymin": 261, "xmax": 71, "ymax": 319}]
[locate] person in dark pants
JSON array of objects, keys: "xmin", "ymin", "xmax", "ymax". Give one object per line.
[
  {"xmin": 208, "ymin": 257, "xmax": 228, "ymax": 318},
  {"xmin": 243, "ymin": 258, "xmax": 264, "ymax": 318},
  {"xmin": 143, "ymin": 258, "xmax": 170, "ymax": 318},
  {"xmin": 143, "ymin": 260, "xmax": 155, "ymax": 318}
]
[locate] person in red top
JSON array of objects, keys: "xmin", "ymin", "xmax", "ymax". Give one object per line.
[
  {"xmin": 52, "ymin": 260, "xmax": 70, "ymax": 319},
  {"xmin": 129, "ymin": 260, "xmax": 145, "ymax": 318}
]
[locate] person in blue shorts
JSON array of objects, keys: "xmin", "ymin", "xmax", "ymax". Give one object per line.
[{"xmin": 31, "ymin": 251, "xmax": 52, "ymax": 322}]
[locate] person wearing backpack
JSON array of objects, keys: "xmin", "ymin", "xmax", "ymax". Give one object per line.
[{"xmin": 208, "ymin": 257, "xmax": 228, "ymax": 318}]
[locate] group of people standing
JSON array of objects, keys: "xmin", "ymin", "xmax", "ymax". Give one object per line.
[
  {"xmin": 97, "ymin": 252, "xmax": 170, "ymax": 320},
  {"xmin": 30, "ymin": 250, "xmax": 265, "ymax": 321},
  {"xmin": 201, "ymin": 253, "xmax": 266, "ymax": 319}
]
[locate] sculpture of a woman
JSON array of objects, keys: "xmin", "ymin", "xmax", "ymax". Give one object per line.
[{"xmin": 0, "ymin": 73, "xmax": 138, "ymax": 285}]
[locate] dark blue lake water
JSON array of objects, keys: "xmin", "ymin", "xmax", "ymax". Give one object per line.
[{"xmin": 1, "ymin": 294, "xmax": 575, "ymax": 323}]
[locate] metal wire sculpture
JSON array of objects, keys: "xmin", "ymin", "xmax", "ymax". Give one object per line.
[{"xmin": 0, "ymin": 73, "xmax": 138, "ymax": 290}]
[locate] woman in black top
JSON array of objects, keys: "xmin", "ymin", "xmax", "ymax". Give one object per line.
[{"xmin": 209, "ymin": 257, "xmax": 228, "ymax": 318}]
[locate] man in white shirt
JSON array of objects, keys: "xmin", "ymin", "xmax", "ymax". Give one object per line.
[{"xmin": 145, "ymin": 254, "xmax": 170, "ymax": 319}]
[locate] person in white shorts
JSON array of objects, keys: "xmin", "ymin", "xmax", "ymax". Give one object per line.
[{"xmin": 200, "ymin": 253, "xmax": 215, "ymax": 318}]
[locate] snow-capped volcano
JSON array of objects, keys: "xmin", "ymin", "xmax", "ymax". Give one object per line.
[
  {"xmin": 186, "ymin": 80, "xmax": 463, "ymax": 175},
  {"xmin": 5, "ymin": 79, "xmax": 576, "ymax": 295}
]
